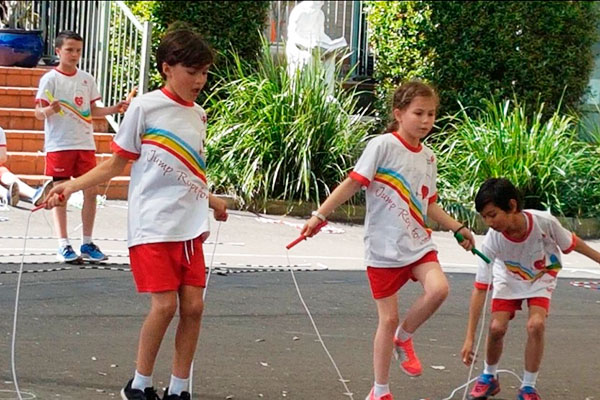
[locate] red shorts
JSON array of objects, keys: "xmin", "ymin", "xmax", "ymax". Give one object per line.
[
  {"xmin": 129, "ymin": 237, "xmax": 206, "ymax": 293},
  {"xmin": 492, "ymin": 297, "xmax": 550, "ymax": 319},
  {"xmin": 45, "ymin": 150, "xmax": 96, "ymax": 178},
  {"xmin": 367, "ymin": 251, "xmax": 439, "ymax": 299}
]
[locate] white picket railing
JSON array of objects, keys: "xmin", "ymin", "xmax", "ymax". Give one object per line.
[{"xmin": 26, "ymin": 0, "xmax": 151, "ymax": 131}]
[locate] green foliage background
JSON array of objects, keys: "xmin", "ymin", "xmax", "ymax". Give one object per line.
[{"xmin": 365, "ymin": 1, "xmax": 600, "ymax": 120}]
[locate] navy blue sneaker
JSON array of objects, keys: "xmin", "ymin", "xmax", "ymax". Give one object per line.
[
  {"xmin": 121, "ymin": 379, "xmax": 160, "ymax": 400},
  {"xmin": 80, "ymin": 242, "xmax": 108, "ymax": 262},
  {"xmin": 57, "ymin": 245, "xmax": 81, "ymax": 263},
  {"xmin": 163, "ymin": 388, "xmax": 191, "ymax": 400}
]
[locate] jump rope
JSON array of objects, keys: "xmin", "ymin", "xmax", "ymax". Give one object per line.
[{"xmin": 285, "ymin": 226, "xmax": 524, "ymax": 400}]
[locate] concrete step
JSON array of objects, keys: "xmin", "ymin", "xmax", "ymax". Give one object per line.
[
  {"xmin": 0, "ymin": 66, "xmax": 50, "ymax": 87},
  {"xmin": 0, "ymin": 86, "xmax": 37, "ymax": 108},
  {"xmin": 0, "ymin": 107, "xmax": 108, "ymax": 131},
  {"xmin": 5, "ymin": 151, "xmax": 131, "ymax": 176},
  {"xmin": 19, "ymin": 174, "xmax": 130, "ymax": 200},
  {"xmin": 4, "ymin": 129, "xmax": 114, "ymax": 153}
]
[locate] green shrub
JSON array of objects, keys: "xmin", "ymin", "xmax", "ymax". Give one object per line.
[
  {"xmin": 366, "ymin": 1, "xmax": 600, "ymax": 119},
  {"xmin": 128, "ymin": 1, "xmax": 269, "ymax": 90},
  {"xmin": 430, "ymin": 98, "xmax": 600, "ymax": 223},
  {"xmin": 204, "ymin": 37, "xmax": 374, "ymax": 207}
]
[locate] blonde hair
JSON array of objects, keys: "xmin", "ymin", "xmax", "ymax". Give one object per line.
[{"xmin": 386, "ymin": 80, "xmax": 439, "ymax": 132}]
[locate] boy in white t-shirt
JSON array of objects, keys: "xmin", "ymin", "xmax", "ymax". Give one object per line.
[
  {"xmin": 0, "ymin": 127, "xmax": 52, "ymax": 206},
  {"xmin": 34, "ymin": 30, "xmax": 129, "ymax": 263},
  {"xmin": 46, "ymin": 26, "xmax": 228, "ymax": 400},
  {"xmin": 461, "ymin": 178, "xmax": 600, "ymax": 400}
]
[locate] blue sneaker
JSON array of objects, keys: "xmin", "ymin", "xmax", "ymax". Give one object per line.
[
  {"xmin": 80, "ymin": 242, "xmax": 108, "ymax": 262},
  {"xmin": 57, "ymin": 245, "xmax": 81, "ymax": 263},
  {"xmin": 517, "ymin": 386, "xmax": 541, "ymax": 400}
]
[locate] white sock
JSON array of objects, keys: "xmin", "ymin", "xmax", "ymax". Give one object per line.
[
  {"xmin": 82, "ymin": 235, "xmax": 92, "ymax": 245},
  {"xmin": 58, "ymin": 238, "xmax": 70, "ymax": 248},
  {"xmin": 521, "ymin": 370, "xmax": 538, "ymax": 388},
  {"xmin": 132, "ymin": 370, "xmax": 152, "ymax": 391},
  {"xmin": 483, "ymin": 361, "xmax": 498, "ymax": 377},
  {"xmin": 168, "ymin": 375, "xmax": 189, "ymax": 396},
  {"xmin": 395, "ymin": 325, "xmax": 413, "ymax": 342},
  {"xmin": 373, "ymin": 382, "xmax": 390, "ymax": 397}
]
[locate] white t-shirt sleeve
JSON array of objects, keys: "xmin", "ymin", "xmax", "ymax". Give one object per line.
[
  {"xmin": 110, "ymin": 99, "xmax": 145, "ymax": 160},
  {"xmin": 90, "ymin": 78, "xmax": 101, "ymax": 103},
  {"xmin": 35, "ymin": 73, "xmax": 54, "ymax": 106},
  {"xmin": 474, "ymin": 233, "xmax": 496, "ymax": 289},
  {"xmin": 546, "ymin": 214, "xmax": 577, "ymax": 253},
  {"xmin": 0, "ymin": 127, "xmax": 6, "ymax": 146},
  {"xmin": 428, "ymin": 153, "xmax": 438, "ymax": 203},
  {"xmin": 349, "ymin": 139, "xmax": 380, "ymax": 187}
]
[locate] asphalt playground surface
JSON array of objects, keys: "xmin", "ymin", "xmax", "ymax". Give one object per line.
[{"xmin": 1, "ymin": 200, "xmax": 599, "ymax": 399}]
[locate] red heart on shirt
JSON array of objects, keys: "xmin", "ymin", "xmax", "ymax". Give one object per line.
[
  {"xmin": 74, "ymin": 96, "xmax": 83, "ymax": 107},
  {"xmin": 421, "ymin": 185, "xmax": 429, "ymax": 199}
]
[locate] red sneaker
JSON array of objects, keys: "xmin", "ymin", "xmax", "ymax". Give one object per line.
[
  {"xmin": 517, "ymin": 386, "xmax": 541, "ymax": 400},
  {"xmin": 468, "ymin": 374, "xmax": 500, "ymax": 399},
  {"xmin": 365, "ymin": 387, "xmax": 394, "ymax": 400},
  {"xmin": 393, "ymin": 336, "xmax": 422, "ymax": 377}
]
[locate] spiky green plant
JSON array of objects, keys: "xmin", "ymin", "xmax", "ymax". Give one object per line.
[
  {"xmin": 430, "ymin": 98, "xmax": 600, "ymax": 224},
  {"xmin": 204, "ymin": 37, "xmax": 373, "ymax": 208}
]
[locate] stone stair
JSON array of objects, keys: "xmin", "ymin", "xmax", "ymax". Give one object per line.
[{"xmin": 0, "ymin": 66, "xmax": 130, "ymax": 199}]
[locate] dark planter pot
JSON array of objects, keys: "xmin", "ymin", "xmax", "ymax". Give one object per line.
[{"xmin": 0, "ymin": 29, "xmax": 44, "ymax": 68}]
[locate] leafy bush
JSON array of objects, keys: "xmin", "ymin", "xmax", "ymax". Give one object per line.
[
  {"xmin": 128, "ymin": 1, "xmax": 269, "ymax": 90},
  {"xmin": 365, "ymin": 1, "xmax": 599, "ymax": 119},
  {"xmin": 204, "ymin": 37, "xmax": 374, "ymax": 207},
  {"xmin": 431, "ymin": 98, "xmax": 600, "ymax": 223}
]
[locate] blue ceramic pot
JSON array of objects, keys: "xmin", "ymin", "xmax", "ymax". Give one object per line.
[{"xmin": 0, "ymin": 29, "xmax": 44, "ymax": 68}]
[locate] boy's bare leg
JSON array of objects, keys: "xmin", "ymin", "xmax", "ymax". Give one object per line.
[
  {"xmin": 524, "ymin": 306, "xmax": 546, "ymax": 372},
  {"xmin": 373, "ymin": 294, "xmax": 398, "ymax": 384},
  {"xmin": 400, "ymin": 262, "xmax": 449, "ymax": 333},
  {"xmin": 53, "ymin": 205, "xmax": 68, "ymax": 239},
  {"xmin": 137, "ymin": 291, "xmax": 178, "ymax": 375},
  {"xmin": 486, "ymin": 311, "xmax": 511, "ymax": 365},
  {"xmin": 82, "ymin": 185, "xmax": 97, "ymax": 237},
  {"xmin": 172, "ymin": 285, "xmax": 205, "ymax": 378}
]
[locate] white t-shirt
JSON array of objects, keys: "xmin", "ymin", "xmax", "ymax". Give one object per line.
[
  {"xmin": 475, "ymin": 209, "xmax": 577, "ymax": 300},
  {"xmin": 0, "ymin": 127, "xmax": 5, "ymax": 147},
  {"xmin": 111, "ymin": 88, "xmax": 210, "ymax": 247},
  {"xmin": 35, "ymin": 68, "xmax": 101, "ymax": 152},
  {"xmin": 349, "ymin": 132, "xmax": 438, "ymax": 267}
]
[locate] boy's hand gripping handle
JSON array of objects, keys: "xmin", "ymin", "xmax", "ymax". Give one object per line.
[
  {"xmin": 286, "ymin": 220, "xmax": 328, "ymax": 250},
  {"xmin": 44, "ymin": 90, "xmax": 65, "ymax": 116},
  {"xmin": 31, "ymin": 194, "xmax": 65, "ymax": 212},
  {"xmin": 455, "ymin": 232, "xmax": 491, "ymax": 264}
]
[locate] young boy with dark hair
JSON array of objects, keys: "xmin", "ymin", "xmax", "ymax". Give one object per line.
[
  {"xmin": 46, "ymin": 26, "xmax": 228, "ymax": 400},
  {"xmin": 34, "ymin": 30, "xmax": 129, "ymax": 263},
  {"xmin": 461, "ymin": 177, "xmax": 600, "ymax": 400}
]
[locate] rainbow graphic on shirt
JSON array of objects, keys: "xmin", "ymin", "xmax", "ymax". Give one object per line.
[
  {"xmin": 59, "ymin": 100, "xmax": 93, "ymax": 124},
  {"xmin": 373, "ymin": 167, "xmax": 425, "ymax": 228},
  {"xmin": 142, "ymin": 127, "xmax": 206, "ymax": 184},
  {"xmin": 504, "ymin": 254, "xmax": 562, "ymax": 282}
]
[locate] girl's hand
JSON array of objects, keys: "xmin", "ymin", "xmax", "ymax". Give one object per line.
[
  {"xmin": 301, "ymin": 215, "xmax": 323, "ymax": 237},
  {"xmin": 456, "ymin": 227, "xmax": 475, "ymax": 251},
  {"xmin": 44, "ymin": 181, "xmax": 73, "ymax": 209},
  {"xmin": 461, "ymin": 338, "xmax": 475, "ymax": 366}
]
